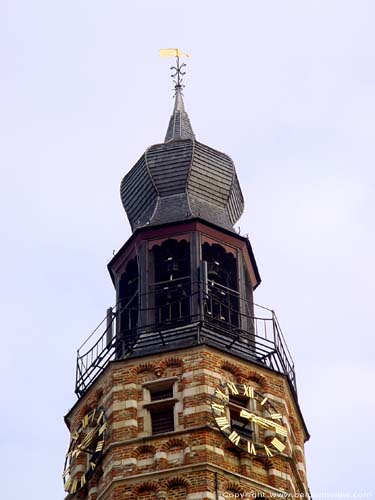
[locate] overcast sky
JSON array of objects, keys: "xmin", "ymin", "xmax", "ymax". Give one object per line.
[{"xmin": 1, "ymin": 1, "xmax": 374, "ymax": 499}]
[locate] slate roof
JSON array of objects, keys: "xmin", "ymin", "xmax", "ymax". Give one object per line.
[
  {"xmin": 120, "ymin": 90, "xmax": 244, "ymax": 232},
  {"xmin": 164, "ymin": 89, "xmax": 195, "ymax": 142}
]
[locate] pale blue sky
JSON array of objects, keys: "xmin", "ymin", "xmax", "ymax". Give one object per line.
[{"xmin": 1, "ymin": 1, "xmax": 374, "ymax": 498}]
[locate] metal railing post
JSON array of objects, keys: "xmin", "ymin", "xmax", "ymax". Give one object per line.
[{"xmin": 106, "ymin": 307, "xmax": 114, "ymax": 348}]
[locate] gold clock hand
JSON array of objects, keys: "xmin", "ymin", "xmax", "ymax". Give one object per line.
[
  {"xmin": 254, "ymin": 416, "xmax": 288, "ymax": 437},
  {"xmin": 240, "ymin": 411, "xmax": 273, "ymax": 431},
  {"xmin": 269, "ymin": 421, "xmax": 288, "ymax": 437},
  {"xmin": 252, "ymin": 415, "xmax": 274, "ymax": 429},
  {"xmin": 240, "ymin": 411, "xmax": 287, "ymax": 437},
  {"xmin": 239, "ymin": 409, "xmax": 255, "ymax": 420},
  {"xmin": 79, "ymin": 426, "xmax": 98, "ymax": 450},
  {"xmin": 239, "ymin": 410, "xmax": 272, "ymax": 428}
]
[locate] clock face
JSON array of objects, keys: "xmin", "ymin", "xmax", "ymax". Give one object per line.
[
  {"xmin": 63, "ymin": 407, "xmax": 107, "ymax": 494},
  {"xmin": 211, "ymin": 381, "xmax": 289, "ymax": 458}
]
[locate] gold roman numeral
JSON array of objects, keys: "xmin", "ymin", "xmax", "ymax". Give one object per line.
[
  {"xmin": 90, "ymin": 462, "xmax": 96, "ymax": 470},
  {"xmin": 264, "ymin": 445, "xmax": 273, "ymax": 457},
  {"xmin": 271, "ymin": 437, "xmax": 286, "ymax": 453},
  {"xmin": 62, "ymin": 467, "xmax": 70, "ymax": 478},
  {"xmin": 243, "ymin": 385, "xmax": 254, "ymax": 398},
  {"xmin": 72, "ymin": 431, "xmax": 79, "ymax": 441},
  {"xmin": 71, "ymin": 479, "xmax": 78, "ymax": 493},
  {"xmin": 215, "ymin": 416, "xmax": 230, "ymax": 430},
  {"xmin": 215, "ymin": 389, "xmax": 229, "ymax": 401},
  {"xmin": 228, "ymin": 431, "xmax": 241, "ymax": 446},
  {"xmin": 82, "ymin": 414, "xmax": 89, "ymax": 428},
  {"xmin": 270, "ymin": 413, "xmax": 282, "ymax": 420},
  {"xmin": 260, "ymin": 397, "xmax": 268, "ymax": 406},
  {"xmin": 64, "ymin": 477, "xmax": 72, "ymax": 491},
  {"xmin": 80, "ymin": 474, "xmax": 86, "ymax": 487},
  {"xmin": 71, "ymin": 448, "xmax": 81, "ymax": 459},
  {"xmin": 247, "ymin": 441, "xmax": 256, "ymax": 455},
  {"xmin": 95, "ymin": 440, "xmax": 104, "ymax": 452},
  {"xmin": 273, "ymin": 423, "xmax": 288, "ymax": 437},
  {"xmin": 81, "ymin": 427, "xmax": 97, "ymax": 448},
  {"xmin": 212, "ymin": 403, "xmax": 225, "ymax": 414},
  {"xmin": 99, "ymin": 422, "xmax": 107, "ymax": 435},
  {"xmin": 96, "ymin": 411, "xmax": 104, "ymax": 424},
  {"xmin": 227, "ymin": 382, "xmax": 239, "ymax": 395}
]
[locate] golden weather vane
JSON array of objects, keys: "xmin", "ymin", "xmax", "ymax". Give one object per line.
[{"xmin": 159, "ymin": 48, "xmax": 191, "ymax": 95}]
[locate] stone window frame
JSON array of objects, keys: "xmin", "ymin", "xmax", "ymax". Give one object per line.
[{"xmin": 142, "ymin": 377, "xmax": 180, "ymax": 435}]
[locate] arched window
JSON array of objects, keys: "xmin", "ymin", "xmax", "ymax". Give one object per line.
[
  {"xmin": 202, "ymin": 242, "xmax": 239, "ymax": 329},
  {"xmin": 118, "ymin": 257, "xmax": 139, "ymax": 350},
  {"xmin": 152, "ymin": 239, "xmax": 191, "ymax": 327}
]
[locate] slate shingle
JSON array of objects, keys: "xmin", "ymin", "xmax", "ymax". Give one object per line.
[{"xmin": 120, "ymin": 92, "xmax": 244, "ymax": 232}]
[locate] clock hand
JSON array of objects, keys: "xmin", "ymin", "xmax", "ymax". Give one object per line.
[
  {"xmin": 239, "ymin": 409, "xmax": 256, "ymax": 421},
  {"xmin": 269, "ymin": 421, "xmax": 288, "ymax": 437},
  {"xmin": 239, "ymin": 410, "xmax": 272, "ymax": 428},
  {"xmin": 254, "ymin": 416, "xmax": 288, "ymax": 436},
  {"xmin": 252, "ymin": 415, "xmax": 274, "ymax": 429},
  {"xmin": 78, "ymin": 448, "xmax": 96, "ymax": 456},
  {"xmin": 240, "ymin": 410, "xmax": 287, "ymax": 437},
  {"xmin": 77, "ymin": 427, "xmax": 99, "ymax": 451}
]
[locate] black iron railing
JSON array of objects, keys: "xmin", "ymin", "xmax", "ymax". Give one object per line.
[{"xmin": 75, "ymin": 284, "xmax": 296, "ymax": 398}]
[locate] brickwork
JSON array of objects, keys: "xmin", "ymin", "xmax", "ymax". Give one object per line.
[{"xmin": 64, "ymin": 346, "xmax": 308, "ymax": 499}]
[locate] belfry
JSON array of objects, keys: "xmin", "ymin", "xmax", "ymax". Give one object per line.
[{"xmin": 63, "ymin": 53, "xmax": 310, "ymax": 500}]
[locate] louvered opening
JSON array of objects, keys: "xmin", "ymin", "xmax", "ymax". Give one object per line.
[
  {"xmin": 150, "ymin": 387, "xmax": 173, "ymax": 401},
  {"xmin": 152, "ymin": 239, "xmax": 191, "ymax": 327},
  {"xmin": 229, "ymin": 393, "xmax": 248, "ymax": 408},
  {"xmin": 151, "ymin": 407, "xmax": 174, "ymax": 434}
]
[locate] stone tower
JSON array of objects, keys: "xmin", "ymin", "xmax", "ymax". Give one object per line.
[{"xmin": 63, "ymin": 69, "xmax": 310, "ymax": 500}]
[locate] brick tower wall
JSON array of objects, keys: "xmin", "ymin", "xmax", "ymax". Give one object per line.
[{"xmin": 65, "ymin": 346, "xmax": 308, "ymax": 500}]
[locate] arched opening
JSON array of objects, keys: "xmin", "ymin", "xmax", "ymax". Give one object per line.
[
  {"xmin": 202, "ymin": 242, "xmax": 239, "ymax": 329},
  {"xmin": 151, "ymin": 239, "xmax": 191, "ymax": 327},
  {"xmin": 118, "ymin": 257, "xmax": 139, "ymax": 350}
]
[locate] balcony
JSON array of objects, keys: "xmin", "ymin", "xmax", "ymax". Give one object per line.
[{"xmin": 75, "ymin": 283, "xmax": 296, "ymax": 399}]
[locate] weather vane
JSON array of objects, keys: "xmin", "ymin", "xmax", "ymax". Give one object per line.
[{"xmin": 159, "ymin": 48, "xmax": 190, "ymax": 95}]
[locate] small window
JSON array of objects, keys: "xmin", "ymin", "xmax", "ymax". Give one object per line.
[
  {"xmin": 229, "ymin": 393, "xmax": 247, "ymax": 408},
  {"xmin": 230, "ymin": 406, "xmax": 253, "ymax": 439},
  {"xmin": 228, "ymin": 392, "xmax": 254, "ymax": 439},
  {"xmin": 143, "ymin": 378, "xmax": 178, "ymax": 436},
  {"xmin": 151, "ymin": 386, "xmax": 173, "ymax": 401},
  {"xmin": 150, "ymin": 406, "xmax": 174, "ymax": 434}
]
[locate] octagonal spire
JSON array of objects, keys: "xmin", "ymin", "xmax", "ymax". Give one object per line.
[
  {"xmin": 164, "ymin": 88, "xmax": 195, "ymax": 142},
  {"xmin": 120, "ymin": 55, "xmax": 244, "ymax": 233}
]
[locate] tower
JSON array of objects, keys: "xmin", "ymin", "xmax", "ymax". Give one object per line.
[{"xmin": 63, "ymin": 58, "xmax": 310, "ymax": 500}]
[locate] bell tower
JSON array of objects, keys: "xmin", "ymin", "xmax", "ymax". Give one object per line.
[{"xmin": 63, "ymin": 55, "xmax": 310, "ymax": 500}]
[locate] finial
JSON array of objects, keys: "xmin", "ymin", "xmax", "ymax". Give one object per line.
[
  {"xmin": 159, "ymin": 48, "xmax": 190, "ymax": 96},
  {"xmin": 171, "ymin": 58, "xmax": 186, "ymax": 94},
  {"xmin": 160, "ymin": 49, "xmax": 195, "ymax": 142}
]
